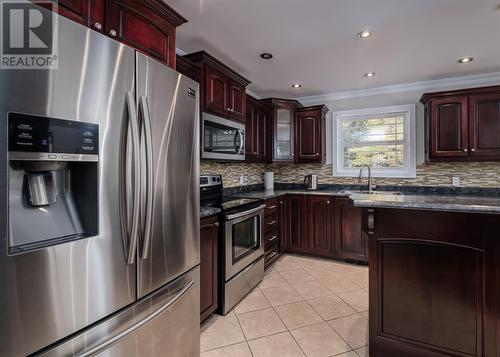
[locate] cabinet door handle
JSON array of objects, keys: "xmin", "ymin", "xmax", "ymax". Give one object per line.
[
  {"xmin": 268, "ymin": 235, "xmax": 278, "ymax": 243},
  {"xmin": 267, "ymin": 220, "xmax": 276, "ymax": 225},
  {"xmin": 267, "ymin": 205, "xmax": 277, "ymax": 210},
  {"xmin": 316, "ymin": 153, "xmax": 319, "ymax": 156},
  {"xmin": 471, "ymin": 148, "xmax": 476, "ymax": 152},
  {"xmin": 93, "ymin": 22, "xmax": 103, "ymax": 30},
  {"xmin": 463, "ymin": 148, "xmax": 468, "ymax": 152},
  {"xmin": 327, "ymin": 200, "xmax": 330, "ymax": 204},
  {"xmin": 109, "ymin": 29, "xmax": 117, "ymax": 37},
  {"xmin": 214, "ymin": 222, "xmax": 219, "ymax": 227}
]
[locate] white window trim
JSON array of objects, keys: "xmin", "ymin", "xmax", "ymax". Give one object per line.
[{"xmin": 333, "ymin": 104, "xmax": 416, "ymax": 178}]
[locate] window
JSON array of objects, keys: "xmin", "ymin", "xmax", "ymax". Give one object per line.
[{"xmin": 333, "ymin": 105, "xmax": 416, "ymax": 178}]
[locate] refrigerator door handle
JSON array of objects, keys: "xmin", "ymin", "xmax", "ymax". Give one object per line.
[
  {"xmin": 139, "ymin": 96, "xmax": 154, "ymax": 260},
  {"xmin": 123, "ymin": 91, "xmax": 141, "ymax": 265},
  {"xmin": 76, "ymin": 280, "xmax": 195, "ymax": 357}
]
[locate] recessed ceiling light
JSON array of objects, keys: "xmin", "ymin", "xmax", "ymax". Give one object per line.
[
  {"xmin": 458, "ymin": 57, "xmax": 474, "ymax": 63},
  {"xmin": 260, "ymin": 53, "xmax": 273, "ymax": 59},
  {"xmin": 358, "ymin": 30, "xmax": 373, "ymax": 39},
  {"xmin": 292, "ymin": 83, "xmax": 302, "ymax": 88},
  {"xmin": 364, "ymin": 72, "xmax": 376, "ymax": 77}
]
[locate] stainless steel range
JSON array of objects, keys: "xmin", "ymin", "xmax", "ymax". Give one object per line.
[{"xmin": 200, "ymin": 175, "xmax": 265, "ymax": 314}]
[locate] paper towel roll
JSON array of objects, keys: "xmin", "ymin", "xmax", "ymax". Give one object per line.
[{"xmin": 264, "ymin": 172, "xmax": 274, "ymax": 190}]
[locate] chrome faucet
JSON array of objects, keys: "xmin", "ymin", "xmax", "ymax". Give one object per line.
[{"xmin": 359, "ymin": 165, "xmax": 374, "ymax": 193}]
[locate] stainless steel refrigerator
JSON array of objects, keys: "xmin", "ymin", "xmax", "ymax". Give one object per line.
[{"xmin": 0, "ymin": 8, "xmax": 200, "ymax": 357}]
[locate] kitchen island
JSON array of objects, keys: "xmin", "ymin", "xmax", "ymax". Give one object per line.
[{"xmin": 351, "ymin": 193, "xmax": 500, "ymax": 357}]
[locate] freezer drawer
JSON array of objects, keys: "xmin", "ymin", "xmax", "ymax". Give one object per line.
[{"xmin": 41, "ymin": 266, "xmax": 200, "ymax": 357}]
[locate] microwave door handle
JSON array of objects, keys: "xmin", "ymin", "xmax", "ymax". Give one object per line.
[
  {"xmin": 122, "ymin": 92, "xmax": 140, "ymax": 265},
  {"xmin": 139, "ymin": 96, "xmax": 154, "ymax": 260},
  {"xmin": 237, "ymin": 130, "xmax": 244, "ymax": 155}
]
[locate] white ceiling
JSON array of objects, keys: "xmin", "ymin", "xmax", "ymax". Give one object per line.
[{"xmin": 166, "ymin": 0, "xmax": 500, "ymax": 99}]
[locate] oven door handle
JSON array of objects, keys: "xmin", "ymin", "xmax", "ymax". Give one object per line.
[{"xmin": 225, "ymin": 204, "xmax": 266, "ymax": 221}]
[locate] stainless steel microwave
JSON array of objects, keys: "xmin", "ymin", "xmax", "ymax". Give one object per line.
[{"xmin": 201, "ymin": 112, "xmax": 245, "ymax": 161}]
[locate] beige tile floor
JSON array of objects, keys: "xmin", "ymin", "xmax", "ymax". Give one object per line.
[{"xmin": 201, "ymin": 254, "xmax": 369, "ymax": 357}]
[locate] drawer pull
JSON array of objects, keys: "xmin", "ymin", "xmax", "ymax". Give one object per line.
[
  {"xmin": 266, "ymin": 251, "xmax": 278, "ymax": 261},
  {"xmin": 267, "ymin": 205, "xmax": 277, "ymax": 210},
  {"xmin": 267, "ymin": 235, "xmax": 278, "ymax": 243},
  {"xmin": 267, "ymin": 220, "xmax": 276, "ymax": 225}
]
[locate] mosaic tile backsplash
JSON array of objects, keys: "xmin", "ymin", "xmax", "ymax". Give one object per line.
[{"xmin": 201, "ymin": 161, "xmax": 500, "ymax": 188}]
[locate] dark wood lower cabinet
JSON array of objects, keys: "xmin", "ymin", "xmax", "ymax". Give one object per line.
[
  {"xmin": 306, "ymin": 196, "xmax": 333, "ymax": 257},
  {"xmin": 334, "ymin": 197, "xmax": 368, "ymax": 262},
  {"xmin": 366, "ymin": 208, "xmax": 500, "ymax": 357},
  {"xmin": 277, "ymin": 194, "xmax": 365, "ymax": 262},
  {"xmin": 288, "ymin": 195, "xmax": 307, "ymax": 253},
  {"xmin": 200, "ymin": 215, "xmax": 219, "ymax": 322},
  {"xmin": 264, "ymin": 198, "xmax": 281, "ymax": 268}
]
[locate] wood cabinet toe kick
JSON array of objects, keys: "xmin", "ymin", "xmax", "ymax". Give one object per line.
[{"xmin": 363, "ymin": 207, "xmax": 500, "ymax": 357}]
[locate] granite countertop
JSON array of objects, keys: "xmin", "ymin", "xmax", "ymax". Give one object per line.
[
  {"xmin": 235, "ymin": 189, "xmax": 500, "ymax": 214},
  {"xmin": 350, "ymin": 193, "xmax": 500, "ymax": 214},
  {"xmin": 233, "ymin": 189, "xmax": 351, "ymax": 200},
  {"xmin": 200, "ymin": 207, "xmax": 221, "ymax": 219}
]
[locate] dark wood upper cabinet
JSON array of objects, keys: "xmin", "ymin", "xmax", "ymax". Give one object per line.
[
  {"xmin": 261, "ymin": 98, "xmax": 302, "ymax": 163},
  {"xmin": 246, "ymin": 95, "xmax": 270, "ymax": 162},
  {"xmin": 200, "ymin": 215, "xmax": 219, "ymax": 322},
  {"xmin": 429, "ymin": 96, "xmax": 469, "ymax": 158},
  {"xmin": 204, "ymin": 65, "xmax": 229, "ymax": 117},
  {"xmin": 334, "ymin": 197, "xmax": 368, "ymax": 262},
  {"xmin": 183, "ymin": 51, "xmax": 251, "ymax": 123},
  {"xmin": 288, "ymin": 195, "xmax": 307, "ymax": 253},
  {"xmin": 105, "ymin": 0, "xmax": 185, "ymax": 68},
  {"xmin": 55, "ymin": 0, "xmax": 103, "ymax": 29},
  {"xmin": 295, "ymin": 105, "xmax": 329, "ymax": 164},
  {"xmin": 469, "ymin": 92, "xmax": 500, "ymax": 158},
  {"xmin": 228, "ymin": 82, "xmax": 246, "ymax": 122},
  {"xmin": 306, "ymin": 196, "xmax": 333, "ymax": 258},
  {"xmin": 41, "ymin": 0, "xmax": 186, "ymax": 68},
  {"xmin": 175, "ymin": 55, "xmax": 201, "ymax": 83},
  {"xmin": 421, "ymin": 85, "xmax": 500, "ymax": 161}
]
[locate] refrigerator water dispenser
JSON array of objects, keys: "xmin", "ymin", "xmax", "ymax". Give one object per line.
[{"xmin": 7, "ymin": 112, "xmax": 99, "ymax": 254}]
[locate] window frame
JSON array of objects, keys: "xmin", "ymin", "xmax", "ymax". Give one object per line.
[{"xmin": 333, "ymin": 104, "xmax": 416, "ymax": 178}]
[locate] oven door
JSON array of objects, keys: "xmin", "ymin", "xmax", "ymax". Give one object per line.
[
  {"xmin": 224, "ymin": 205, "xmax": 265, "ymax": 280},
  {"xmin": 202, "ymin": 113, "xmax": 245, "ymax": 161}
]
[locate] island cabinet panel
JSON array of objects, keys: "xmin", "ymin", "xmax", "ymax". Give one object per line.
[
  {"xmin": 366, "ymin": 208, "xmax": 500, "ymax": 357},
  {"xmin": 200, "ymin": 215, "xmax": 219, "ymax": 322},
  {"xmin": 334, "ymin": 198, "xmax": 368, "ymax": 262},
  {"xmin": 306, "ymin": 196, "xmax": 333, "ymax": 257}
]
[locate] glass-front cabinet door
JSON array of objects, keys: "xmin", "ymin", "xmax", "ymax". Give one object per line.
[{"xmin": 271, "ymin": 100, "xmax": 296, "ymax": 162}]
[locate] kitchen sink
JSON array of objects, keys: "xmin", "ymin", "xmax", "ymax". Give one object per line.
[{"xmin": 339, "ymin": 190, "xmax": 404, "ymax": 196}]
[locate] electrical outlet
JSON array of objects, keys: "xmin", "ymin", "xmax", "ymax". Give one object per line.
[{"xmin": 452, "ymin": 176, "xmax": 460, "ymax": 187}]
